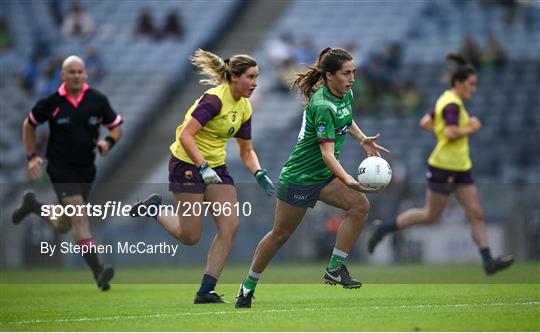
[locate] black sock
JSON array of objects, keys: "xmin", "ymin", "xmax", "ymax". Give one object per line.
[
  {"xmin": 379, "ymin": 220, "xmax": 398, "ymax": 235},
  {"xmin": 28, "ymin": 196, "xmax": 43, "ymax": 215},
  {"xmin": 198, "ymin": 273, "xmax": 217, "ymax": 294},
  {"xmin": 479, "ymin": 248, "xmax": 493, "ymax": 264},
  {"xmin": 78, "ymin": 239, "xmax": 102, "ymax": 278}
]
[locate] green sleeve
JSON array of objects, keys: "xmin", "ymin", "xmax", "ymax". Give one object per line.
[{"xmin": 314, "ymin": 105, "xmax": 335, "ymax": 142}]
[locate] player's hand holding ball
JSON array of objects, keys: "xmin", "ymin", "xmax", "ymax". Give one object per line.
[{"xmin": 344, "ymin": 174, "xmax": 381, "ymax": 193}]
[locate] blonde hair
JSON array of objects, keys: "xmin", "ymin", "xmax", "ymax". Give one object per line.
[{"xmin": 190, "ymin": 49, "xmax": 257, "ymax": 86}]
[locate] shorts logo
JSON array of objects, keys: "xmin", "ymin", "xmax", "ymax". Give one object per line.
[
  {"xmin": 185, "ymin": 170, "xmax": 193, "ymax": 180},
  {"xmin": 358, "ymin": 167, "xmax": 366, "ymax": 174},
  {"xmin": 293, "ymin": 194, "xmax": 307, "ymax": 200},
  {"xmin": 227, "ymin": 127, "xmax": 235, "ymax": 135},
  {"xmin": 317, "ymin": 122, "xmax": 327, "ymax": 133}
]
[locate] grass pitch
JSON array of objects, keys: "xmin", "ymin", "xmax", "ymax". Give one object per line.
[{"xmin": 1, "ymin": 263, "xmax": 539, "ymax": 331}]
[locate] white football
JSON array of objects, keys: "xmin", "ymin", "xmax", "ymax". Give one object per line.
[{"xmin": 357, "ymin": 156, "xmax": 392, "ymax": 189}]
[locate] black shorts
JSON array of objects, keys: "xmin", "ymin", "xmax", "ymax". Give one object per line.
[
  {"xmin": 46, "ymin": 160, "xmax": 96, "ymax": 202},
  {"xmin": 168, "ymin": 155, "xmax": 235, "ymax": 194},
  {"xmin": 277, "ymin": 176, "xmax": 335, "ymax": 208},
  {"xmin": 426, "ymin": 165, "xmax": 474, "ymax": 195}
]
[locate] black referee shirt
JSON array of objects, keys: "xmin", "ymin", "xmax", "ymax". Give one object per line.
[{"xmin": 28, "ymin": 83, "xmax": 122, "ymax": 166}]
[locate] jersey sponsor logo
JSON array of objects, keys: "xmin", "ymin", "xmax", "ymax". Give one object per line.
[
  {"xmin": 335, "ymin": 107, "xmax": 351, "ymax": 119},
  {"xmin": 88, "ymin": 116, "xmax": 98, "ymax": 125},
  {"xmin": 336, "ymin": 123, "xmax": 351, "ymax": 136},
  {"xmin": 56, "ymin": 117, "xmax": 70, "ymax": 124},
  {"xmin": 317, "ymin": 122, "xmax": 327, "ymax": 133},
  {"xmin": 227, "ymin": 127, "xmax": 235, "ymax": 135}
]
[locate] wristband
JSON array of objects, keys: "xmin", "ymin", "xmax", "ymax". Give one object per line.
[
  {"xmin": 198, "ymin": 162, "xmax": 209, "ymax": 171},
  {"xmin": 27, "ymin": 152, "xmax": 38, "ymax": 161},
  {"xmin": 254, "ymin": 169, "xmax": 263, "ymax": 177},
  {"xmin": 105, "ymin": 136, "xmax": 116, "ymax": 150}
]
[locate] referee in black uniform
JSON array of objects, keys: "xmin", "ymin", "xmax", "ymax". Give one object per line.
[{"xmin": 12, "ymin": 55, "xmax": 123, "ymax": 291}]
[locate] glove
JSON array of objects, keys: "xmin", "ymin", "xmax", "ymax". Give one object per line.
[
  {"xmin": 255, "ymin": 169, "xmax": 275, "ymax": 197},
  {"xmin": 199, "ymin": 162, "xmax": 222, "ymax": 184}
]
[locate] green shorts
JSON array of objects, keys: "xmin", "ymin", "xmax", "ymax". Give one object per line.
[{"xmin": 277, "ymin": 176, "xmax": 335, "ymax": 208}]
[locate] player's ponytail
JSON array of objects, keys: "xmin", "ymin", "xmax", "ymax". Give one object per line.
[
  {"xmin": 446, "ymin": 53, "xmax": 476, "ymax": 87},
  {"xmin": 292, "ymin": 47, "xmax": 353, "ymax": 99},
  {"xmin": 191, "ymin": 49, "xmax": 257, "ymax": 86}
]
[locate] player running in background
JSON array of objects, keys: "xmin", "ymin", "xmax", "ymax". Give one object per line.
[
  {"xmin": 235, "ymin": 48, "xmax": 389, "ymax": 308},
  {"xmin": 368, "ymin": 53, "xmax": 514, "ymax": 275},
  {"xmin": 12, "ymin": 55, "xmax": 122, "ymax": 291},
  {"xmin": 131, "ymin": 49, "xmax": 274, "ymax": 304}
]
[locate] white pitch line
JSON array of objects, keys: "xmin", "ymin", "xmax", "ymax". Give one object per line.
[{"xmin": 2, "ymin": 301, "xmax": 539, "ymax": 326}]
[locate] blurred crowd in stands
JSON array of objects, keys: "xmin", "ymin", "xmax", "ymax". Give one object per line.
[{"xmin": 2, "ymin": 2, "xmax": 186, "ymax": 97}]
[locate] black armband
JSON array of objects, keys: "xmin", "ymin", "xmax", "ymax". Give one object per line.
[
  {"xmin": 105, "ymin": 136, "xmax": 116, "ymax": 150},
  {"xmin": 26, "ymin": 152, "xmax": 38, "ymax": 161}
]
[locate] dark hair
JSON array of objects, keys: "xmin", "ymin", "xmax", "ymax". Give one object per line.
[
  {"xmin": 292, "ymin": 47, "xmax": 353, "ymax": 99},
  {"xmin": 446, "ymin": 53, "xmax": 476, "ymax": 86},
  {"xmin": 191, "ymin": 49, "xmax": 257, "ymax": 86}
]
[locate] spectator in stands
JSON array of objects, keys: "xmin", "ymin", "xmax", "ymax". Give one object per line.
[
  {"xmin": 0, "ymin": 17, "xmax": 13, "ymax": 51},
  {"xmin": 292, "ymin": 38, "xmax": 316, "ymax": 65},
  {"xmin": 62, "ymin": 2, "xmax": 95, "ymax": 41},
  {"xmin": 85, "ymin": 46, "xmax": 105, "ymax": 83},
  {"xmin": 385, "ymin": 42, "xmax": 403, "ymax": 79},
  {"xmin": 37, "ymin": 56, "xmax": 63, "ymax": 97},
  {"xmin": 12, "ymin": 55, "xmax": 123, "ymax": 291},
  {"xmin": 343, "ymin": 42, "xmax": 364, "ymax": 69},
  {"xmin": 19, "ymin": 52, "xmax": 41, "ymax": 95},
  {"xmin": 130, "ymin": 49, "xmax": 274, "ymax": 304},
  {"xmin": 266, "ymin": 33, "xmax": 294, "ymax": 67},
  {"xmin": 161, "ymin": 9, "xmax": 184, "ymax": 40},
  {"xmin": 460, "ymin": 35, "xmax": 482, "ymax": 68},
  {"xmin": 482, "ymin": 33, "xmax": 507, "ymax": 68},
  {"xmin": 398, "ymin": 81, "xmax": 422, "ymax": 114},
  {"xmin": 135, "ymin": 8, "xmax": 158, "ymax": 39},
  {"xmin": 368, "ymin": 53, "xmax": 514, "ymax": 276}
]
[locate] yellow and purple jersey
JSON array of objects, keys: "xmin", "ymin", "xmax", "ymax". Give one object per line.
[
  {"xmin": 170, "ymin": 84, "xmax": 252, "ymax": 167},
  {"xmin": 428, "ymin": 89, "xmax": 472, "ymax": 171}
]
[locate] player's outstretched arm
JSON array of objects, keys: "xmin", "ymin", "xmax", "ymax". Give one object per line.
[{"xmin": 349, "ymin": 121, "xmax": 390, "ymax": 157}]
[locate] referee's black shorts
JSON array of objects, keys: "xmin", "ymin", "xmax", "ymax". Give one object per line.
[{"xmin": 46, "ymin": 160, "xmax": 96, "ymax": 202}]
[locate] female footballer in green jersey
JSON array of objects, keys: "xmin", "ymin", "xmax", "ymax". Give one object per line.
[
  {"xmin": 368, "ymin": 54, "xmax": 514, "ymax": 275},
  {"xmin": 132, "ymin": 49, "xmax": 274, "ymax": 304},
  {"xmin": 236, "ymin": 48, "xmax": 390, "ymax": 308}
]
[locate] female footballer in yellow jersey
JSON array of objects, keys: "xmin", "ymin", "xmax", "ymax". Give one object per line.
[
  {"xmin": 368, "ymin": 54, "xmax": 514, "ymax": 275},
  {"xmin": 131, "ymin": 49, "xmax": 274, "ymax": 303}
]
